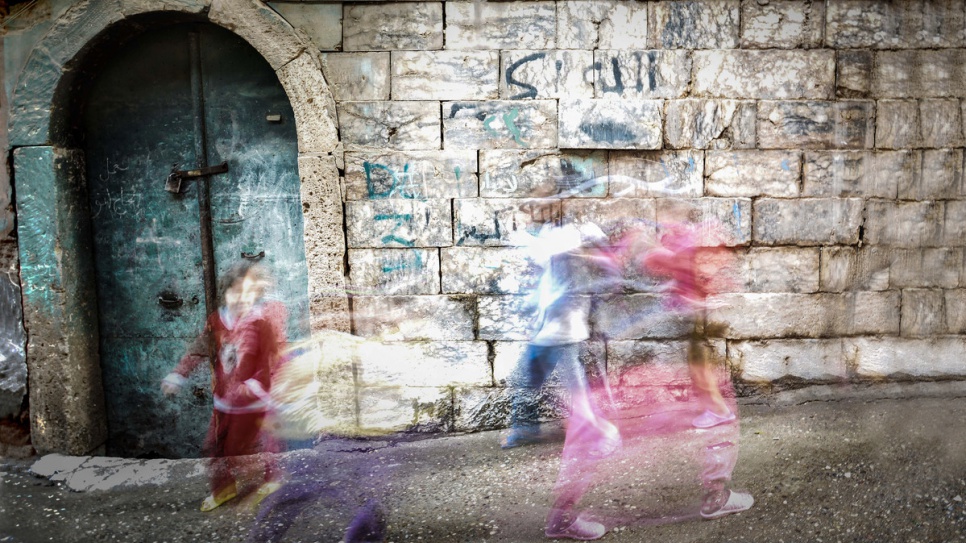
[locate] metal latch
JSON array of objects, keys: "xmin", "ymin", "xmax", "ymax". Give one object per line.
[{"xmin": 165, "ymin": 161, "xmax": 229, "ymax": 193}]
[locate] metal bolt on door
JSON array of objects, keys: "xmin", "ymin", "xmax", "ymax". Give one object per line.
[{"xmin": 83, "ymin": 23, "xmax": 310, "ymax": 458}]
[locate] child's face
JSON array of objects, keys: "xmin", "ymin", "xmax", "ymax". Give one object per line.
[{"xmin": 225, "ymin": 273, "xmax": 264, "ymax": 317}]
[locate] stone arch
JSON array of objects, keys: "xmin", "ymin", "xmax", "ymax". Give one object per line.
[{"xmin": 8, "ymin": 0, "xmax": 347, "ymax": 454}]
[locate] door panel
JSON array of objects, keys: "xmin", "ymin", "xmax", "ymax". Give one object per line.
[{"xmin": 84, "ymin": 23, "xmax": 309, "ymax": 458}]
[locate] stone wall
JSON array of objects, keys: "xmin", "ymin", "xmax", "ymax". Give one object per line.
[{"xmin": 268, "ymin": 0, "xmax": 966, "ymax": 431}]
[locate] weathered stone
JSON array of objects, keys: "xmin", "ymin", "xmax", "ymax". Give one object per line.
[
  {"xmin": 276, "ymin": 51, "xmax": 340, "ymax": 154},
  {"xmin": 392, "ymin": 51, "xmax": 499, "ymax": 100},
  {"xmin": 827, "ymin": 1, "xmax": 966, "ymax": 49},
  {"xmin": 440, "ymin": 247, "xmax": 533, "ymax": 294},
  {"xmin": 836, "ymin": 50, "xmax": 872, "ymax": 98},
  {"xmin": 705, "ymin": 150, "xmax": 801, "ymax": 197},
  {"xmin": 606, "ymin": 339, "xmax": 727, "ymax": 391},
  {"xmin": 730, "ymin": 339, "xmax": 847, "ymax": 382},
  {"xmin": 820, "ymin": 247, "xmax": 961, "ymax": 293},
  {"xmin": 493, "ymin": 341, "xmax": 605, "ymax": 386},
  {"xmin": 445, "ymin": 1, "xmax": 555, "ymax": 50},
  {"xmin": 946, "ymin": 289, "xmax": 966, "ymax": 333},
  {"xmin": 453, "ymin": 198, "xmax": 552, "ymax": 247},
  {"xmin": 875, "ymin": 100, "xmax": 920, "ymax": 149},
  {"xmin": 608, "ymin": 150, "xmax": 703, "ymax": 197},
  {"xmin": 319, "ymin": 53, "xmax": 390, "ymax": 101},
  {"xmin": 9, "ymin": 46, "xmax": 61, "ymax": 146},
  {"xmin": 559, "ymin": 98, "xmax": 662, "ymax": 150},
  {"xmin": 904, "ymin": 149, "xmax": 963, "ymax": 200},
  {"xmin": 443, "ymin": 100, "xmax": 557, "ymax": 150},
  {"xmin": 920, "ymin": 99, "xmax": 965, "ymax": 148},
  {"xmin": 269, "ymin": 2, "xmax": 343, "ymax": 51},
  {"xmin": 357, "ymin": 340, "xmax": 489, "ymax": 387},
  {"xmin": 593, "ymin": 50, "xmax": 690, "ymax": 99},
  {"xmin": 348, "ymin": 248, "xmax": 440, "ymax": 295},
  {"xmin": 889, "ymin": 248, "xmax": 963, "ymax": 289},
  {"xmin": 654, "ymin": 198, "xmax": 753, "ymax": 246},
  {"xmin": 352, "ymin": 296, "xmax": 476, "ymax": 341},
  {"xmin": 479, "ymin": 150, "xmax": 607, "ymax": 198},
  {"xmin": 343, "ymin": 2, "xmax": 443, "ymax": 51},
  {"xmin": 357, "ymin": 386, "xmax": 452, "ymax": 433},
  {"xmin": 753, "ymin": 198, "xmax": 863, "ymax": 246},
  {"xmin": 557, "ymin": 1, "xmax": 624, "ymax": 49},
  {"xmin": 707, "ymin": 292, "xmax": 901, "ymax": 339},
  {"xmin": 209, "ymin": 0, "xmax": 305, "ymax": 70},
  {"xmin": 803, "ymin": 151, "xmax": 913, "ymax": 198},
  {"xmin": 864, "ymin": 201, "xmax": 944, "ymax": 248},
  {"xmin": 453, "ymin": 385, "xmax": 568, "ymax": 431},
  {"xmin": 478, "ymin": 296, "xmax": 534, "ymax": 341},
  {"xmin": 338, "ymin": 101, "xmax": 441, "ymax": 151},
  {"xmin": 500, "ymin": 50, "xmax": 594, "ymax": 100},
  {"xmin": 648, "ymin": 0, "xmax": 739, "ymax": 49},
  {"xmin": 946, "ymin": 200, "xmax": 966, "ymax": 246},
  {"xmin": 693, "ymin": 50, "xmax": 833, "ymax": 100},
  {"xmin": 819, "ymin": 247, "xmax": 891, "ymax": 292},
  {"xmin": 664, "ymin": 99, "xmax": 757, "ymax": 150},
  {"xmin": 561, "ymin": 198, "xmax": 657, "ymax": 239},
  {"xmin": 873, "ymin": 50, "xmax": 966, "ymax": 98},
  {"xmin": 592, "ymin": 293, "xmax": 692, "ymax": 340},
  {"xmin": 346, "ymin": 199, "xmax": 453, "ymax": 248},
  {"xmin": 344, "ymin": 150, "xmax": 477, "ymax": 201},
  {"xmin": 740, "ymin": 0, "xmax": 825, "ymax": 49},
  {"xmin": 901, "ymin": 288, "xmax": 945, "ymax": 337},
  {"xmin": 730, "ymin": 247, "xmax": 820, "ymax": 293},
  {"xmin": 0, "ymin": 243, "xmax": 27, "ymax": 418},
  {"xmin": 757, "ymin": 101, "xmax": 875, "ymax": 149},
  {"xmin": 849, "ymin": 337, "xmax": 966, "ymax": 378}
]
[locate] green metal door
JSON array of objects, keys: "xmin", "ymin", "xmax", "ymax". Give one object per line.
[{"xmin": 83, "ymin": 22, "xmax": 309, "ymax": 458}]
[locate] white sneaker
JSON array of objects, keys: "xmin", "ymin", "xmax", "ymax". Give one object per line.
[
  {"xmin": 701, "ymin": 490, "xmax": 754, "ymax": 519},
  {"xmin": 545, "ymin": 513, "xmax": 607, "ymax": 540},
  {"xmin": 692, "ymin": 409, "xmax": 736, "ymax": 429}
]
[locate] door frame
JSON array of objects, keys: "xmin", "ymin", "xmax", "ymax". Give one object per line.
[{"xmin": 8, "ymin": 0, "xmax": 348, "ymax": 455}]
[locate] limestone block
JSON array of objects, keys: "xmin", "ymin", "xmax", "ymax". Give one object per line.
[
  {"xmin": 819, "ymin": 246, "xmax": 891, "ymax": 293},
  {"xmin": 692, "ymin": 50, "xmax": 834, "ymax": 100},
  {"xmin": 445, "ymin": 1, "xmax": 555, "ymax": 50},
  {"xmin": 352, "ymin": 296, "xmax": 476, "ymax": 341},
  {"xmin": 343, "ymin": 2, "xmax": 443, "ymax": 51},
  {"xmin": 904, "ymin": 149, "xmax": 963, "ymax": 200},
  {"xmin": 875, "ymin": 100, "xmax": 920, "ymax": 149},
  {"xmin": 753, "ymin": 198, "xmax": 863, "ymax": 246},
  {"xmin": 606, "ymin": 339, "xmax": 726, "ymax": 391},
  {"xmin": 757, "ymin": 101, "xmax": 875, "ymax": 149},
  {"xmin": 348, "ymin": 248, "xmax": 440, "ymax": 295},
  {"xmin": 561, "ymin": 198, "xmax": 657, "ymax": 239},
  {"xmin": 836, "ymin": 50, "xmax": 872, "ymax": 98},
  {"xmin": 593, "ymin": 50, "xmax": 690, "ymax": 99},
  {"xmin": 608, "ymin": 150, "xmax": 702, "ymax": 197},
  {"xmin": 803, "ymin": 151, "xmax": 913, "ymax": 199},
  {"xmin": 648, "ymin": 0, "xmax": 739, "ymax": 49},
  {"xmin": 730, "ymin": 339, "xmax": 847, "ymax": 382},
  {"xmin": 863, "ymin": 201, "xmax": 944, "ymax": 248},
  {"xmin": 276, "ymin": 51, "xmax": 340, "ymax": 154},
  {"xmin": 479, "ymin": 150, "xmax": 607, "ymax": 198},
  {"xmin": 946, "ymin": 290, "xmax": 966, "ymax": 333},
  {"xmin": 493, "ymin": 341, "xmax": 605, "ymax": 386},
  {"xmin": 560, "ymin": 1, "xmax": 650, "ymax": 49},
  {"xmin": 344, "ymin": 150, "xmax": 478, "ymax": 200},
  {"xmin": 592, "ymin": 293, "xmax": 692, "ymax": 340},
  {"xmin": 705, "ymin": 150, "xmax": 801, "ymax": 197},
  {"xmin": 946, "ymin": 201, "xmax": 966, "ymax": 246},
  {"xmin": 827, "ymin": 1, "xmax": 966, "ymax": 49},
  {"xmin": 358, "ymin": 340, "xmax": 488, "ymax": 386},
  {"xmin": 559, "ymin": 99, "xmax": 663, "ymax": 150},
  {"xmin": 654, "ymin": 198, "xmax": 752, "ymax": 246},
  {"xmin": 478, "ymin": 296, "xmax": 534, "ymax": 341},
  {"xmin": 664, "ymin": 99, "xmax": 756, "ymax": 150},
  {"xmin": 739, "ymin": 0, "xmax": 825, "ymax": 49},
  {"xmin": 453, "ymin": 198, "xmax": 554, "ymax": 247},
  {"xmin": 268, "ymin": 2, "xmax": 343, "ymax": 51},
  {"xmin": 901, "ymin": 288, "xmax": 945, "ymax": 337},
  {"xmin": 443, "ymin": 100, "xmax": 558, "ymax": 150},
  {"xmin": 319, "ymin": 53, "xmax": 390, "ymax": 101},
  {"xmin": 357, "ymin": 386, "xmax": 452, "ymax": 433},
  {"xmin": 501, "ymin": 50, "xmax": 594, "ymax": 100},
  {"xmin": 453, "ymin": 385, "xmax": 567, "ymax": 431},
  {"xmin": 209, "ymin": 0, "xmax": 306, "ymax": 70},
  {"xmin": 920, "ymin": 99, "xmax": 965, "ymax": 148},
  {"xmin": 731, "ymin": 247, "xmax": 820, "ymax": 294},
  {"xmin": 889, "ymin": 248, "xmax": 963, "ymax": 290},
  {"xmin": 392, "ymin": 51, "xmax": 499, "ymax": 100},
  {"xmin": 440, "ymin": 247, "xmax": 534, "ymax": 294},
  {"xmin": 707, "ymin": 292, "xmax": 900, "ymax": 339},
  {"xmin": 873, "ymin": 50, "xmax": 966, "ymax": 98},
  {"xmin": 338, "ymin": 101, "xmax": 441, "ymax": 151},
  {"xmin": 849, "ymin": 337, "xmax": 966, "ymax": 378},
  {"xmin": 346, "ymin": 199, "xmax": 453, "ymax": 248}
]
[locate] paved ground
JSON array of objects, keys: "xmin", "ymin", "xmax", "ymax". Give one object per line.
[{"xmin": 2, "ymin": 381, "xmax": 966, "ymax": 543}]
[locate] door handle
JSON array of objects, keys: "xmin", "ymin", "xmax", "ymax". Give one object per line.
[
  {"xmin": 158, "ymin": 294, "xmax": 184, "ymax": 309},
  {"xmin": 241, "ymin": 251, "xmax": 265, "ymax": 260}
]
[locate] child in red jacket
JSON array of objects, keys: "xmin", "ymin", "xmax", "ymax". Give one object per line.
[{"xmin": 161, "ymin": 262, "xmax": 283, "ymax": 511}]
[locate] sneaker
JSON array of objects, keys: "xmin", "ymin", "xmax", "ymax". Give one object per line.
[
  {"xmin": 700, "ymin": 490, "xmax": 754, "ymax": 519},
  {"xmin": 501, "ymin": 429, "xmax": 542, "ymax": 449},
  {"xmin": 545, "ymin": 513, "xmax": 607, "ymax": 540},
  {"xmin": 200, "ymin": 483, "xmax": 238, "ymax": 512},
  {"xmin": 692, "ymin": 409, "xmax": 736, "ymax": 429}
]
